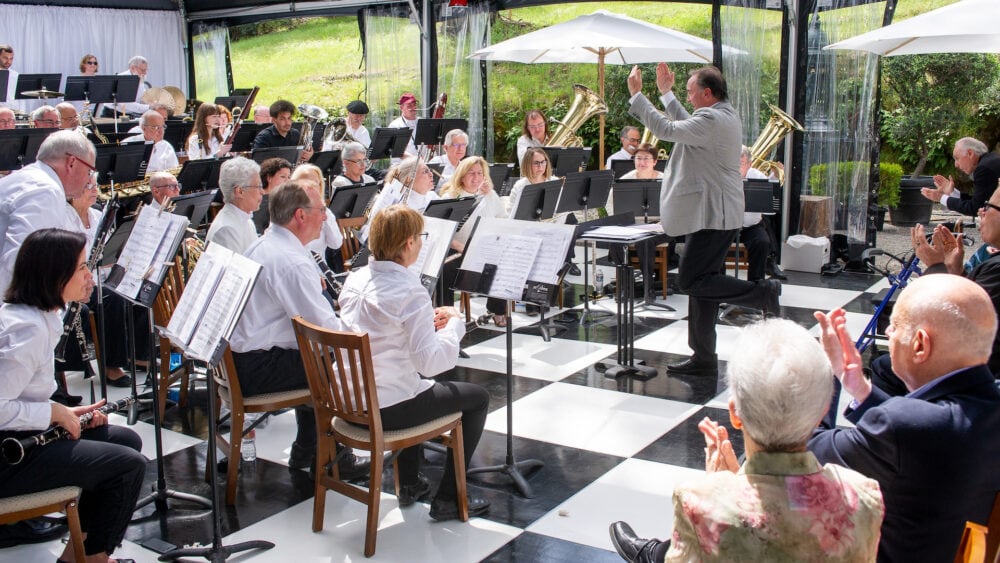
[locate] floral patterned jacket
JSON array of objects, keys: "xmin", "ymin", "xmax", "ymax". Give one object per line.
[{"xmin": 664, "ymin": 451, "xmax": 884, "ymax": 562}]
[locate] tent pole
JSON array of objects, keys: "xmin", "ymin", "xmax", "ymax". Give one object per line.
[{"xmin": 598, "ymin": 51, "xmax": 605, "ymax": 169}]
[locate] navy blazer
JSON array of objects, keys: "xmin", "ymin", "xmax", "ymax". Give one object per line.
[{"xmin": 809, "ymin": 365, "xmax": 1000, "ymax": 562}]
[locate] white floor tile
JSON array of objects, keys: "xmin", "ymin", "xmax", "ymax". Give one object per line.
[
  {"xmin": 107, "ymin": 413, "xmax": 202, "ymax": 458},
  {"xmin": 10, "ymin": 537, "xmax": 160, "ymax": 563},
  {"xmin": 459, "ymin": 333, "xmax": 615, "ymax": 382},
  {"xmin": 779, "ymin": 283, "xmax": 861, "ymax": 311},
  {"xmin": 632, "ymin": 321, "xmax": 746, "ymax": 361},
  {"xmin": 486, "ymin": 382, "xmax": 700, "ymax": 457}
]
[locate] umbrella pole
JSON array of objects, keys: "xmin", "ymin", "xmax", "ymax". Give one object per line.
[{"xmin": 598, "ymin": 53, "xmax": 606, "ymax": 169}]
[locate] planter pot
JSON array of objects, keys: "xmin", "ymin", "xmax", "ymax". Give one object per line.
[{"xmin": 889, "ymin": 176, "xmax": 935, "ymax": 227}]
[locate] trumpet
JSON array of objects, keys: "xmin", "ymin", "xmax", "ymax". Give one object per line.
[{"xmin": 1, "ymin": 397, "xmax": 136, "ymax": 465}]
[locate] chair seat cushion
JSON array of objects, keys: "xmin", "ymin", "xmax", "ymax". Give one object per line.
[
  {"xmin": 241, "ymin": 388, "xmax": 312, "ymax": 407},
  {"xmin": 0, "ymin": 486, "xmax": 81, "ymax": 513},
  {"xmin": 333, "ymin": 412, "xmax": 461, "ymax": 443}
]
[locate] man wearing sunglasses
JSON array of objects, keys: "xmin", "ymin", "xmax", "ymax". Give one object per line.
[{"xmin": 0, "ymin": 130, "xmax": 96, "ymax": 294}]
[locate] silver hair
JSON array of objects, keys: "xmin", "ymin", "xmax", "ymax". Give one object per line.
[
  {"xmin": 128, "ymin": 55, "xmax": 148, "ymax": 68},
  {"xmin": 956, "ymin": 137, "xmax": 989, "ymax": 156},
  {"xmin": 36, "ymin": 129, "xmax": 95, "ymax": 164},
  {"xmin": 341, "ymin": 141, "xmax": 366, "ymax": 162},
  {"xmin": 31, "ymin": 105, "xmax": 56, "ymax": 122},
  {"xmin": 219, "ymin": 156, "xmax": 261, "ymax": 204},
  {"xmin": 148, "ymin": 170, "xmax": 176, "ymax": 188},
  {"xmin": 740, "ymin": 145, "xmax": 752, "ymax": 160},
  {"xmin": 269, "ymin": 180, "xmax": 313, "ymax": 226},
  {"xmin": 444, "ymin": 129, "xmax": 468, "ymax": 146},
  {"xmin": 726, "ymin": 319, "xmax": 834, "ymax": 452},
  {"xmin": 139, "ymin": 110, "xmax": 162, "ymax": 127},
  {"xmin": 620, "ymin": 125, "xmax": 639, "ymax": 139}
]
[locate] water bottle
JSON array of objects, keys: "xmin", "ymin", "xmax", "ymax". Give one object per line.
[
  {"xmin": 595, "ymin": 268, "xmax": 604, "ymax": 294},
  {"xmin": 240, "ymin": 429, "xmax": 256, "ymax": 462}
]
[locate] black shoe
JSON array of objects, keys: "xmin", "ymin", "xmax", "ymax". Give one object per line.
[
  {"xmin": 106, "ymin": 374, "xmax": 133, "ymax": 388},
  {"xmin": 609, "ymin": 521, "xmax": 661, "ymax": 563},
  {"xmin": 0, "ymin": 518, "xmax": 67, "ymax": 548},
  {"xmin": 49, "ymin": 388, "xmax": 82, "ymax": 407},
  {"xmin": 568, "ymin": 263, "xmax": 582, "ymax": 276},
  {"xmin": 766, "ymin": 259, "xmax": 787, "ymax": 280},
  {"xmin": 337, "ymin": 453, "xmax": 371, "ymax": 480},
  {"xmin": 428, "ymin": 495, "xmax": 490, "ymax": 521},
  {"xmin": 288, "ymin": 441, "xmax": 315, "ymax": 470},
  {"xmin": 397, "ymin": 474, "xmax": 431, "ymax": 507},
  {"xmin": 666, "ymin": 357, "xmax": 718, "ymax": 376},
  {"xmin": 761, "ymin": 278, "xmax": 782, "ymax": 318}
]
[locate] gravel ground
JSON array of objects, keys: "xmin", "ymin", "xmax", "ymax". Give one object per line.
[{"xmin": 867, "ymin": 204, "xmax": 977, "ymax": 272}]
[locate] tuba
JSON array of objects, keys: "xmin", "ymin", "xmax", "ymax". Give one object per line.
[
  {"xmin": 547, "ymin": 84, "xmax": 607, "ymax": 148},
  {"xmin": 297, "ymin": 104, "xmax": 328, "ymax": 153},
  {"xmin": 749, "ymin": 104, "xmax": 804, "ymax": 184},
  {"xmin": 639, "ymin": 125, "xmax": 670, "ymax": 161},
  {"xmin": 321, "ymin": 117, "xmax": 358, "ymax": 150}
]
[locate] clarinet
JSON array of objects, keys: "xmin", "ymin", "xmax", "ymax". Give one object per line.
[
  {"xmin": 54, "ymin": 198, "xmax": 120, "ymax": 363},
  {"xmin": 1, "ymin": 397, "xmax": 135, "ymax": 465},
  {"xmin": 311, "ymin": 251, "xmax": 344, "ymax": 301}
]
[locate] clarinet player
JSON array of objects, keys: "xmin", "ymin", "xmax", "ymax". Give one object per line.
[{"xmin": 0, "ymin": 228, "xmax": 145, "ymax": 563}]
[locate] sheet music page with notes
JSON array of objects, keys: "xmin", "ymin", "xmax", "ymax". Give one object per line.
[
  {"xmin": 515, "ymin": 221, "xmax": 575, "ymax": 285},
  {"xmin": 167, "ymin": 242, "xmax": 229, "ymax": 345},
  {"xmin": 410, "ymin": 215, "xmax": 457, "ymax": 278},
  {"xmin": 111, "ymin": 205, "xmax": 187, "ymax": 300}
]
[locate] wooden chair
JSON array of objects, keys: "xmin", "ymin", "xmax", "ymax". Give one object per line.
[
  {"xmin": 338, "ymin": 216, "xmax": 367, "ymax": 269},
  {"xmin": 0, "ymin": 486, "xmax": 85, "ymax": 562},
  {"xmin": 292, "ymin": 316, "xmax": 468, "ymax": 557},
  {"xmin": 150, "ymin": 257, "xmax": 192, "ymax": 419},
  {"xmin": 628, "ymin": 242, "xmax": 670, "ymax": 300},
  {"xmin": 211, "ymin": 346, "xmax": 313, "ymax": 505},
  {"xmin": 956, "ymin": 522, "xmax": 989, "ymax": 563},
  {"xmin": 725, "ymin": 242, "xmax": 749, "ymax": 273}
]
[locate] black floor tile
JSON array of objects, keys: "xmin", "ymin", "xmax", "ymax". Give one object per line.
[
  {"xmin": 547, "ymin": 307, "xmax": 677, "ymax": 346},
  {"xmin": 438, "ymin": 366, "xmax": 550, "ymax": 414},
  {"xmin": 633, "ymin": 406, "xmax": 745, "ymax": 470},
  {"xmin": 564, "ymin": 349, "xmax": 726, "ymax": 404},
  {"xmin": 782, "ymin": 269, "xmax": 879, "ymax": 291},
  {"xmin": 482, "ymin": 531, "xmax": 621, "ymax": 562}
]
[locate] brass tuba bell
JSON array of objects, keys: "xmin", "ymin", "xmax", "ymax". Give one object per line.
[
  {"xmin": 297, "ymin": 103, "xmax": 328, "ymax": 152},
  {"xmin": 547, "ymin": 84, "xmax": 607, "ymax": 148},
  {"xmin": 321, "ymin": 117, "xmax": 359, "ymax": 150},
  {"xmin": 749, "ymin": 104, "xmax": 804, "ymax": 184}
]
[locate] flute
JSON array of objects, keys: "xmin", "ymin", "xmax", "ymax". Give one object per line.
[{"xmin": 1, "ymin": 397, "xmax": 135, "ymax": 465}]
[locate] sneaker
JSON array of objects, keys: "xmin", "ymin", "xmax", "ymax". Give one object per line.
[
  {"xmin": 397, "ymin": 474, "xmax": 431, "ymax": 507},
  {"xmin": 429, "ymin": 495, "xmax": 490, "ymax": 521}
]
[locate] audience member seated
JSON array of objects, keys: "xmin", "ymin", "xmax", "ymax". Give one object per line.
[
  {"xmin": 920, "ymin": 136, "xmax": 1000, "ymax": 217},
  {"xmin": 810, "ymin": 275, "xmax": 1000, "ymax": 561}
]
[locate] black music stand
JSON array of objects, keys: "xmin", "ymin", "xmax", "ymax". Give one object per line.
[
  {"xmin": 214, "ymin": 95, "xmax": 249, "ymax": 111},
  {"xmin": 252, "ymin": 146, "xmax": 298, "ymax": 165},
  {"xmin": 556, "ymin": 171, "xmax": 614, "ymax": 321},
  {"xmin": 543, "ymin": 146, "xmax": 591, "ymax": 177},
  {"xmin": 0, "ymin": 70, "xmax": 7, "ymax": 103},
  {"xmin": 489, "ymin": 163, "xmax": 514, "ymax": 196},
  {"xmin": 96, "ymin": 75, "xmax": 140, "ymax": 134},
  {"xmin": 14, "ymin": 73, "xmax": 61, "ymax": 100},
  {"xmin": 170, "ymin": 189, "xmax": 216, "ymax": 230},
  {"xmin": 610, "ymin": 158, "xmax": 667, "ymax": 179},
  {"xmin": 230, "ymin": 122, "xmax": 264, "ymax": 153},
  {"xmin": 611, "ymin": 180, "xmax": 674, "ymax": 312},
  {"xmin": 0, "ymin": 128, "xmax": 54, "ymax": 170},
  {"xmin": 162, "ymin": 120, "xmax": 193, "ymax": 153},
  {"xmin": 309, "ymin": 149, "xmax": 342, "ymax": 199},
  {"xmin": 328, "ymin": 182, "xmax": 379, "ymax": 220},
  {"xmin": 423, "ymin": 197, "xmax": 479, "ymax": 223},
  {"xmin": 177, "ymin": 157, "xmax": 228, "ymax": 193},
  {"xmin": 367, "ymin": 127, "xmax": 411, "ymax": 161},
  {"xmin": 511, "ymin": 178, "xmax": 563, "ymax": 222},
  {"xmin": 65, "ymin": 76, "xmax": 112, "ymax": 107},
  {"xmin": 413, "ymin": 118, "xmax": 468, "ymax": 147},
  {"xmin": 574, "ymin": 213, "xmax": 636, "ymax": 323},
  {"xmin": 94, "ymin": 143, "xmax": 151, "ymax": 187}
]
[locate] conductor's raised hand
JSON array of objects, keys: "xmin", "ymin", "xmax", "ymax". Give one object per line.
[
  {"xmin": 627, "ymin": 65, "xmax": 643, "ymax": 97},
  {"xmin": 655, "ymin": 63, "xmax": 675, "ymax": 95}
]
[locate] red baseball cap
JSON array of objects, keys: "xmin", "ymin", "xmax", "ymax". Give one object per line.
[{"xmin": 398, "ymin": 93, "xmax": 417, "ymax": 105}]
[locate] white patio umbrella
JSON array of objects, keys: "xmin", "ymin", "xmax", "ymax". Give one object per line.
[
  {"xmin": 826, "ymin": 0, "xmax": 1000, "ymax": 56},
  {"xmin": 469, "ymin": 9, "xmax": 719, "ymax": 165}
]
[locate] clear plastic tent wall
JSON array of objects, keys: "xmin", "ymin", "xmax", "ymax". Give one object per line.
[
  {"xmin": 364, "ymin": 4, "xmax": 422, "ymax": 130},
  {"xmin": 437, "ymin": 2, "xmax": 493, "ymax": 159},
  {"xmin": 192, "ymin": 24, "xmax": 231, "ymax": 105},
  {"xmin": 720, "ymin": 0, "xmax": 777, "ymax": 145}
]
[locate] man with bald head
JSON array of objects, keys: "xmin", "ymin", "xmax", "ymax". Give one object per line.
[
  {"xmin": 55, "ymin": 102, "xmax": 81, "ymax": 131},
  {"xmin": 810, "ymin": 275, "xmax": 1000, "ymax": 562},
  {"xmin": 123, "ymin": 110, "xmax": 179, "ymax": 173}
]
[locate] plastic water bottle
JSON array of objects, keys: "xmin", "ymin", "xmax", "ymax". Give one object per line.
[
  {"xmin": 241, "ymin": 429, "xmax": 256, "ymax": 462},
  {"xmin": 595, "ymin": 268, "xmax": 604, "ymax": 294}
]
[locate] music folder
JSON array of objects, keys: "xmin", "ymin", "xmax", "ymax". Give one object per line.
[
  {"xmin": 556, "ymin": 170, "xmax": 613, "ymax": 214},
  {"xmin": 328, "ymin": 182, "xmax": 380, "ymax": 219},
  {"xmin": 0, "ymin": 70, "xmax": 7, "ymax": 103},
  {"xmin": 367, "ymin": 127, "xmax": 411, "ymax": 160},
  {"xmin": 744, "ymin": 178, "xmax": 780, "ymax": 214},
  {"xmin": 14, "ymin": 73, "xmax": 61, "ymax": 99},
  {"xmin": 0, "ymin": 128, "xmax": 56, "ymax": 170},
  {"xmin": 411, "ymin": 215, "xmax": 459, "ymax": 294},
  {"xmin": 413, "ymin": 118, "xmax": 469, "ymax": 147},
  {"xmin": 105, "ymin": 205, "xmax": 189, "ymax": 307},
  {"xmin": 511, "ymin": 178, "xmax": 564, "ymax": 222}
]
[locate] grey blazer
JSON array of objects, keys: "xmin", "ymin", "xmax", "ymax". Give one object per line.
[{"xmin": 628, "ymin": 93, "xmax": 743, "ymax": 237}]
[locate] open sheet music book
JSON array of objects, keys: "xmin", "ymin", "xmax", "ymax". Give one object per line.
[
  {"xmin": 455, "ymin": 217, "xmax": 575, "ymax": 305},
  {"xmin": 410, "ymin": 215, "xmax": 458, "ymax": 293},
  {"xmin": 105, "ymin": 205, "xmax": 188, "ymax": 307},
  {"xmin": 161, "ymin": 242, "xmax": 262, "ymax": 363}
]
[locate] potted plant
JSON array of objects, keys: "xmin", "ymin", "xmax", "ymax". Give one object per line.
[{"xmin": 876, "ymin": 162, "xmax": 903, "ymax": 230}]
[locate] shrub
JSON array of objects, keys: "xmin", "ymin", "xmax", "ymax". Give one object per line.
[{"xmin": 808, "ymin": 161, "xmax": 903, "ymax": 208}]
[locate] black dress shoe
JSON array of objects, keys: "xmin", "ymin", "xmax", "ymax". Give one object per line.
[
  {"xmin": 609, "ymin": 521, "xmax": 662, "ymax": 563},
  {"xmin": 49, "ymin": 388, "xmax": 82, "ymax": 407},
  {"xmin": 0, "ymin": 518, "xmax": 67, "ymax": 548},
  {"xmin": 106, "ymin": 374, "xmax": 133, "ymax": 388},
  {"xmin": 761, "ymin": 278, "xmax": 782, "ymax": 317},
  {"xmin": 766, "ymin": 259, "xmax": 788, "ymax": 280},
  {"xmin": 428, "ymin": 495, "xmax": 490, "ymax": 521},
  {"xmin": 666, "ymin": 357, "xmax": 718, "ymax": 376},
  {"xmin": 288, "ymin": 441, "xmax": 315, "ymax": 470},
  {"xmin": 337, "ymin": 453, "xmax": 371, "ymax": 480},
  {"xmin": 397, "ymin": 473, "xmax": 431, "ymax": 507}
]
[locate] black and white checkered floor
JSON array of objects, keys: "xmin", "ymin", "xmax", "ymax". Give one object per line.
[{"xmin": 9, "ymin": 261, "xmax": 890, "ymax": 562}]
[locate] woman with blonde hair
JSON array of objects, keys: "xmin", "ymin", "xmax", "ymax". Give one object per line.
[
  {"xmin": 290, "ymin": 163, "xmax": 343, "ymax": 262},
  {"xmin": 507, "ymin": 147, "xmax": 556, "ymax": 217}
]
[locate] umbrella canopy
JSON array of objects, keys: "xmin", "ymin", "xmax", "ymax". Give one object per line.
[
  {"xmin": 826, "ymin": 0, "xmax": 1000, "ymax": 56},
  {"xmin": 469, "ymin": 10, "xmax": 721, "ymax": 165}
]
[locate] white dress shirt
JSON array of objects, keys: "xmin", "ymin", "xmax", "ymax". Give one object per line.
[
  {"xmin": 428, "ymin": 155, "xmax": 459, "ymax": 188},
  {"xmin": 229, "ymin": 224, "xmax": 341, "ymax": 353},
  {"xmin": 0, "ymin": 162, "xmax": 81, "ymax": 294},
  {"xmin": 348, "ymin": 124, "xmax": 371, "ymax": 148},
  {"xmin": 516, "ymin": 134, "xmax": 544, "ymax": 165},
  {"xmin": 206, "ymin": 203, "xmax": 258, "ymax": 254},
  {"xmin": 118, "ymin": 70, "xmax": 149, "ymax": 115},
  {"xmin": 387, "ymin": 116, "xmax": 418, "ymax": 162},
  {"xmin": 306, "ymin": 208, "xmax": 344, "ymax": 256},
  {"xmin": 605, "ymin": 148, "xmax": 633, "ymax": 170},
  {"xmin": 339, "ymin": 259, "xmax": 465, "ymax": 408},
  {"xmin": 123, "ymin": 136, "xmax": 179, "ymax": 173},
  {"xmin": 332, "ymin": 173, "xmax": 375, "ymax": 190},
  {"xmin": 4, "ymin": 68, "xmax": 23, "ymax": 114},
  {"xmin": 186, "ymin": 135, "xmax": 221, "ymax": 160},
  {"xmin": 0, "ymin": 304, "xmax": 61, "ymax": 431},
  {"xmin": 359, "ymin": 181, "xmax": 440, "ymax": 243}
]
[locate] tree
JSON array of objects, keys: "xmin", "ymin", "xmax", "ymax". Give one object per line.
[{"xmin": 880, "ymin": 53, "xmax": 999, "ymax": 177}]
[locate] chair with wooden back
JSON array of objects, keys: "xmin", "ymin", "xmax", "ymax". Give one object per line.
[
  {"xmin": 0, "ymin": 486, "xmax": 85, "ymax": 562},
  {"xmin": 337, "ymin": 217, "xmax": 366, "ymax": 268},
  {"xmin": 211, "ymin": 346, "xmax": 312, "ymax": 505},
  {"xmin": 292, "ymin": 316, "xmax": 468, "ymax": 557},
  {"xmin": 150, "ymin": 257, "xmax": 191, "ymax": 419}
]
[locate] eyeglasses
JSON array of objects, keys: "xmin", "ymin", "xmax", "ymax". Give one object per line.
[
  {"xmin": 85, "ymin": 61, "xmax": 98, "ymax": 65},
  {"xmin": 142, "ymin": 124, "xmax": 166, "ymax": 131},
  {"xmin": 0, "ymin": 119, "xmax": 15, "ymax": 126},
  {"xmin": 345, "ymin": 158, "xmax": 369, "ymax": 166},
  {"xmin": 531, "ymin": 160, "xmax": 548, "ymax": 167},
  {"xmin": 626, "ymin": 137, "xmax": 641, "ymax": 143},
  {"xmin": 417, "ymin": 232, "xmax": 429, "ymax": 240},
  {"xmin": 67, "ymin": 153, "xmax": 98, "ymax": 179},
  {"xmin": 527, "ymin": 124, "xmax": 545, "ymax": 130},
  {"xmin": 634, "ymin": 156, "xmax": 654, "ymax": 162},
  {"xmin": 153, "ymin": 183, "xmax": 181, "ymax": 191},
  {"xmin": 981, "ymin": 202, "xmax": 1000, "ymax": 214},
  {"xmin": 450, "ymin": 143, "xmax": 468, "ymax": 149},
  {"xmin": 241, "ymin": 183, "xmax": 263, "ymax": 191}
]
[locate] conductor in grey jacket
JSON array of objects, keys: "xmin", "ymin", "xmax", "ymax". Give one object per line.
[{"xmin": 627, "ymin": 64, "xmax": 781, "ymax": 376}]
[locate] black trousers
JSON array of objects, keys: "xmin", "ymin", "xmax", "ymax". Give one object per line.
[
  {"xmin": 379, "ymin": 381, "xmax": 489, "ymax": 500},
  {"xmin": 740, "ymin": 222, "xmax": 771, "ymax": 282},
  {"xmin": 232, "ymin": 347, "xmax": 316, "ymax": 449},
  {"xmin": 0, "ymin": 425, "xmax": 145, "ymax": 556},
  {"xmin": 679, "ymin": 229, "xmax": 770, "ymax": 361},
  {"xmin": 56, "ymin": 289, "xmax": 130, "ymax": 374}
]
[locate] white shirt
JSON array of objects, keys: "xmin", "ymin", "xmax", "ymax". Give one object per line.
[
  {"xmin": 360, "ymin": 181, "xmax": 440, "ymax": 243},
  {"xmin": 0, "ymin": 304, "xmax": 61, "ymax": 431},
  {"xmin": 348, "ymin": 124, "xmax": 371, "ymax": 148},
  {"xmin": 4, "ymin": 68, "xmax": 23, "ymax": 114},
  {"xmin": 230, "ymin": 224, "xmax": 341, "ymax": 353},
  {"xmin": 186, "ymin": 135, "xmax": 221, "ymax": 161},
  {"xmin": 743, "ymin": 166, "xmax": 768, "ymax": 228},
  {"xmin": 118, "ymin": 70, "xmax": 149, "ymax": 115},
  {"xmin": 206, "ymin": 203, "xmax": 258, "ymax": 254},
  {"xmin": 428, "ymin": 155, "xmax": 459, "ymax": 188},
  {"xmin": 605, "ymin": 148, "xmax": 633, "ymax": 171},
  {"xmin": 332, "ymin": 173, "xmax": 375, "ymax": 190},
  {"xmin": 516, "ymin": 134, "xmax": 544, "ymax": 165},
  {"xmin": 339, "ymin": 259, "xmax": 465, "ymax": 408},
  {"xmin": 123, "ymin": 136, "xmax": 179, "ymax": 174},
  {"xmin": 387, "ymin": 116, "xmax": 418, "ymax": 162},
  {"xmin": 305, "ymin": 208, "xmax": 344, "ymax": 256},
  {"xmin": 0, "ymin": 162, "xmax": 81, "ymax": 294}
]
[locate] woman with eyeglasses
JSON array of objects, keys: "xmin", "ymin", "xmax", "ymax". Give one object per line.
[
  {"xmin": 185, "ymin": 103, "xmax": 229, "ymax": 160},
  {"xmin": 507, "ymin": 147, "xmax": 556, "ymax": 217},
  {"xmin": 517, "ymin": 110, "xmax": 551, "ymax": 164},
  {"xmin": 339, "ymin": 204, "xmax": 491, "ymax": 522},
  {"xmin": 360, "ymin": 157, "xmax": 440, "ymax": 244},
  {"xmin": 332, "ymin": 142, "xmax": 374, "ymax": 190}
]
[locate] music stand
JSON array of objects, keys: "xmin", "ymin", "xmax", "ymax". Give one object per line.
[
  {"xmin": 94, "ymin": 143, "xmax": 151, "ymax": 187},
  {"xmin": 574, "ymin": 213, "xmax": 636, "ymax": 323},
  {"xmin": 610, "ymin": 158, "xmax": 667, "ymax": 179},
  {"xmin": 230, "ymin": 122, "xmax": 264, "ymax": 153},
  {"xmin": 14, "ymin": 73, "xmax": 62, "ymax": 100},
  {"xmin": 744, "ymin": 178, "xmax": 777, "ymax": 214},
  {"xmin": 0, "ymin": 128, "xmax": 55, "ymax": 170},
  {"xmin": 214, "ymin": 95, "xmax": 249, "ymax": 111},
  {"xmin": 423, "ymin": 197, "xmax": 479, "ymax": 223},
  {"xmin": 612, "ymin": 180, "xmax": 662, "ymax": 224},
  {"xmin": 170, "ymin": 189, "xmax": 217, "ymax": 230},
  {"xmin": 64, "ymin": 76, "xmax": 112, "ymax": 107},
  {"xmin": 328, "ymin": 182, "xmax": 379, "ymax": 220},
  {"xmin": 0, "ymin": 70, "xmax": 7, "ymax": 103},
  {"xmin": 99, "ymin": 75, "xmax": 140, "ymax": 134},
  {"xmin": 162, "ymin": 120, "xmax": 193, "ymax": 153},
  {"xmin": 367, "ymin": 127, "xmax": 411, "ymax": 161},
  {"xmin": 309, "ymin": 149, "xmax": 342, "ymax": 199},
  {"xmin": 252, "ymin": 146, "xmax": 298, "ymax": 165},
  {"xmin": 413, "ymin": 118, "xmax": 468, "ymax": 147},
  {"xmin": 177, "ymin": 157, "xmax": 228, "ymax": 193},
  {"xmin": 511, "ymin": 178, "xmax": 563, "ymax": 222},
  {"xmin": 543, "ymin": 146, "xmax": 591, "ymax": 177},
  {"xmin": 556, "ymin": 170, "xmax": 613, "ymax": 215},
  {"xmin": 489, "ymin": 163, "xmax": 514, "ymax": 196}
]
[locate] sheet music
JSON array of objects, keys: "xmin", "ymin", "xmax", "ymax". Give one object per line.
[
  {"xmin": 410, "ymin": 215, "xmax": 457, "ymax": 278},
  {"xmin": 111, "ymin": 205, "xmax": 187, "ymax": 299},
  {"xmin": 458, "ymin": 217, "xmax": 575, "ymax": 288},
  {"xmin": 490, "ymin": 235, "xmax": 541, "ymax": 299},
  {"xmin": 586, "ymin": 225, "xmax": 662, "ymax": 240},
  {"xmin": 516, "ymin": 222, "xmax": 575, "ymax": 285},
  {"xmin": 167, "ymin": 243, "xmax": 229, "ymax": 344}
]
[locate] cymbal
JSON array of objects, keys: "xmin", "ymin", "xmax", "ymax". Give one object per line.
[
  {"xmin": 22, "ymin": 88, "xmax": 64, "ymax": 99},
  {"xmin": 162, "ymin": 86, "xmax": 187, "ymax": 115},
  {"xmin": 141, "ymin": 87, "xmax": 177, "ymax": 110}
]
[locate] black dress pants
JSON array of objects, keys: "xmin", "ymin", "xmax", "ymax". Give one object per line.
[
  {"xmin": 740, "ymin": 222, "xmax": 771, "ymax": 282},
  {"xmin": 232, "ymin": 347, "xmax": 316, "ymax": 449},
  {"xmin": 379, "ymin": 381, "xmax": 489, "ymax": 500},
  {"xmin": 0, "ymin": 425, "xmax": 145, "ymax": 556}
]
